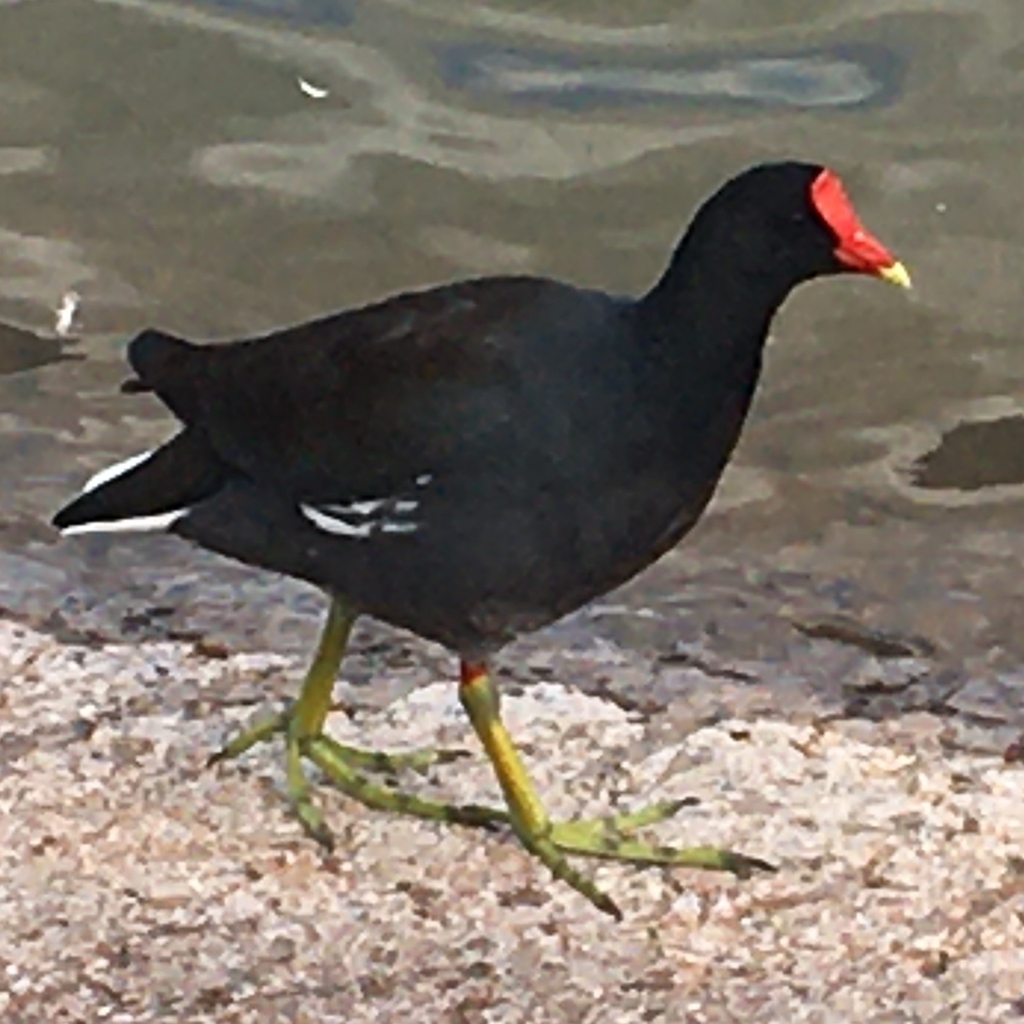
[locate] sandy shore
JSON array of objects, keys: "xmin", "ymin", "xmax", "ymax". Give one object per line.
[{"xmin": 1, "ymin": 617, "xmax": 1022, "ymax": 1023}]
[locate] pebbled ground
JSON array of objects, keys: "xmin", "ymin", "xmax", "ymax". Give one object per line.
[{"xmin": 1, "ymin": 617, "xmax": 1022, "ymax": 1023}]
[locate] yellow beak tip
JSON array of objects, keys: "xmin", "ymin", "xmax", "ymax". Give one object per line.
[{"xmin": 878, "ymin": 261, "xmax": 912, "ymax": 289}]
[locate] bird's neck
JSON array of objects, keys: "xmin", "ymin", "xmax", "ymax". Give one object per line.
[
  {"xmin": 629, "ymin": 226, "xmax": 807, "ymax": 502},
  {"xmin": 636, "ymin": 229, "xmax": 800, "ymax": 377}
]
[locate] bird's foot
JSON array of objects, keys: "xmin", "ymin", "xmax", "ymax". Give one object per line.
[
  {"xmin": 305, "ymin": 741, "xmax": 774, "ymax": 918},
  {"xmin": 208, "ymin": 704, "xmax": 484, "ymax": 850},
  {"xmin": 210, "ymin": 706, "xmax": 772, "ymax": 917},
  {"xmin": 208, "ymin": 703, "xmax": 470, "ymax": 774},
  {"xmin": 548, "ymin": 800, "xmax": 775, "ymax": 875},
  {"xmin": 504, "ymin": 800, "xmax": 775, "ymax": 920}
]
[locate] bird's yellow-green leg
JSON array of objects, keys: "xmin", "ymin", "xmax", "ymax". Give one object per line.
[
  {"xmin": 458, "ymin": 661, "xmax": 776, "ymax": 920},
  {"xmin": 210, "ymin": 599, "xmax": 772, "ymax": 911},
  {"xmin": 208, "ymin": 596, "xmax": 472, "ymax": 849}
]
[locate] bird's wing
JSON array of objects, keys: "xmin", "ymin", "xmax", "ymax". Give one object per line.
[{"xmin": 127, "ymin": 276, "xmax": 599, "ymax": 504}]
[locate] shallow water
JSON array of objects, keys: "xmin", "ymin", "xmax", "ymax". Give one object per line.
[{"xmin": 1, "ymin": 0, "xmax": 1023, "ymax": 724}]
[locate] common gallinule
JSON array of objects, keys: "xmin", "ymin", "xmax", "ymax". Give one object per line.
[{"xmin": 53, "ymin": 162, "xmax": 909, "ymax": 918}]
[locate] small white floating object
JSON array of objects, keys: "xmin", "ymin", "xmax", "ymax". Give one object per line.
[
  {"xmin": 297, "ymin": 77, "xmax": 329, "ymax": 99},
  {"xmin": 55, "ymin": 290, "xmax": 80, "ymax": 337}
]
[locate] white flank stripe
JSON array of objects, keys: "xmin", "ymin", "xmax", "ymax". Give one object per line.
[
  {"xmin": 301, "ymin": 504, "xmax": 375, "ymax": 538},
  {"xmin": 329, "ymin": 498, "xmax": 385, "ymax": 517},
  {"xmin": 59, "ymin": 509, "xmax": 188, "ymax": 537},
  {"xmin": 82, "ymin": 449, "xmax": 155, "ymax": 493},
  {"xmin": 380, "ymin": 521, "xmax": 418, "ymax": 535},
  {"xmin": 301, "ymin": 478, "xmax": 429, "ymax": 539}
]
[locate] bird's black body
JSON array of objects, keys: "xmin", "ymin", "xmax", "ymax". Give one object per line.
[{"xmin": 54, "ymin": 163, "xmax": 862, "ymax": 655}]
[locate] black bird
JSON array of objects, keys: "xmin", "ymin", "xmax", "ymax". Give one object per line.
[{"xmin": 53, "ymin": 162, "xmax": 909, "ymax": 918}]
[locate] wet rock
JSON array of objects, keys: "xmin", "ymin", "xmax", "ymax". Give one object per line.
[
  {"xmin": 841, "ymin": 656, "xmax": 931, "ymax": 693},
  {"xmin": 947, "ymin": 676, "xmax": 1024, "ymax": 725}
]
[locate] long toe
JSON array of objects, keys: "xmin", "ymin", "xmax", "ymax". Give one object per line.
[
  {"xmin": 207, "ymin": 708, "xmax": 290, "ymax": 766},
  {"xmin": 208, "ymin": 703, "xmax": 485, "ymax": 848},
  {"xmin": 547, "ymin": 803, "xmax": 776, "ymax": 876},
  {"xmin": 303, "ymin": 734, "xmax": 510, "ymax": 830},
  {"xmin": 326, "ymin": 742, "xmax": 472, "ymax": 776},
  {"xmin": 510, "ymin": 823, "xmax": 624, "ymax": 921}
]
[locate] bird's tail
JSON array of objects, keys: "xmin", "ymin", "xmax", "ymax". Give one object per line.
[
  {"xmin": 51, "ymin": 428, "xmax": 226, "ymax": 535},
  {"xmin": 119, "ymin": 328, "xmax": 207, "ymax": 422}
]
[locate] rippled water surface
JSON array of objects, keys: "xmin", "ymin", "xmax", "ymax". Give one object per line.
[{"xmin": 2, "ymin": 0, "xmax": 1024, "ymax": 706}]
